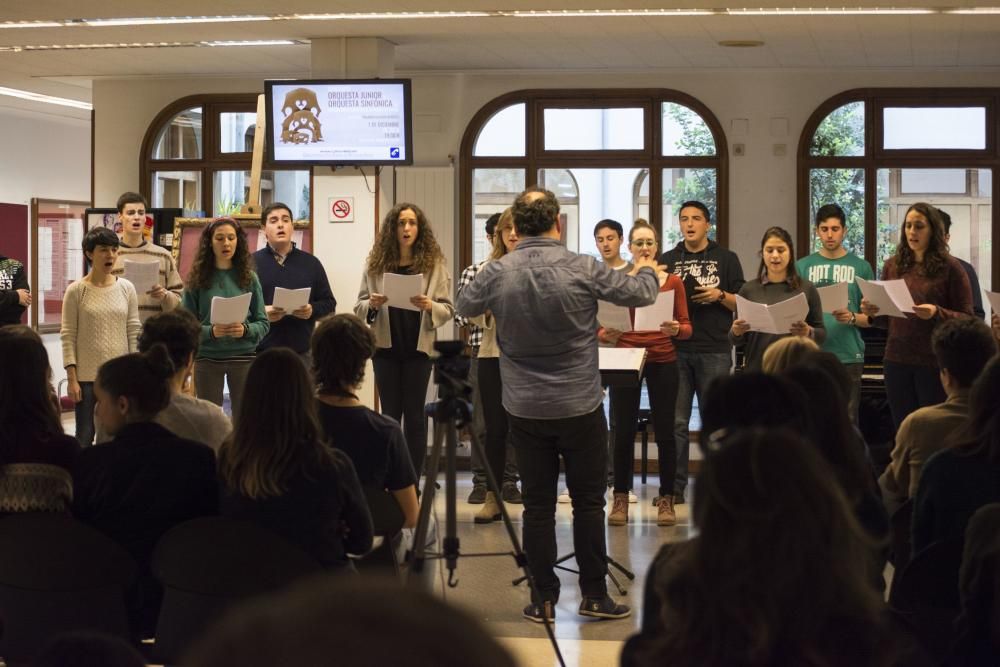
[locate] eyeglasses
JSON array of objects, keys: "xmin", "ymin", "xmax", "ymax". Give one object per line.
[{"xmin": 631, "ymin": 239, "xmax": 657, "ymax": 247}]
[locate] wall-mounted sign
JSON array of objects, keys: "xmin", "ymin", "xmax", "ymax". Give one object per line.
[{"xmin": 328, "ymin": 197, "xmax": 354, "ymax": 223}]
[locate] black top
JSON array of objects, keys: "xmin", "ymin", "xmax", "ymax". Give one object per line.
[
  {"xmin": 253, "ymin": 245, "xmax": 336, "ymax": 354},
  {"xmin": 0, "ymin": 254, "xmax": 29, "ymax": 326},
  {"xmin": 219, "ymin": 446, "xmax": 373, "ymax": 568},
  {"xmin": 316, "ymin": 402, "xmax": 417, "ymax": 491},
  {"xmin": 375, "ymin": 266, "xmax": 424, "ymax": 360},
  {"xmin": 660, "ymin": 240, "xmax": 745, "ymax": 353},
  {"xmin": 955, "ymin": 257, "xmax": 985, "ymax": 320},
  {"xmin": 72, "ymin": 421, "xmax": 218, "ymax": 567}
]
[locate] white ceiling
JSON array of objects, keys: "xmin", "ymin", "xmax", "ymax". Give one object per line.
[{"xmin": 3, "ymin": 0, "xmax": 1000, "ymax": 113}]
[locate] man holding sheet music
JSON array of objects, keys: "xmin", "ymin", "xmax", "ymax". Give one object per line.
[
  {"xmin": 253, "ymin": 202, "xmax": 336, "ymax": 358},
  {"xmin": 455, "ymin": 187, "xmax": 659, "ymax": 623},
  {"xmin": 795, "ymin": 204, "xmax": 874, "ymax": 422}
]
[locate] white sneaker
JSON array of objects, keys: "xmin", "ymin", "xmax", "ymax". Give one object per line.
[
  {"xmin": 558, "ymin": 488, "xmax": 571, "ymax": 503},
  {"xmin": 628, "ymin": 490, "xmax": 638, "ymax": 504}
]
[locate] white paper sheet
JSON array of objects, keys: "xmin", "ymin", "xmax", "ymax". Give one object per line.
[
  {"xmin": 210, "ymin": 292, "xmax": 252, "ymax": 325},
  {"xmin": 597, "ymin": 300, "xmax": 632, "ymax": 332},
  {"xmin": 735, "ymin": 293, "xmax": 809, "ymax": 334},
  {"xmin": 856, "ymin": 277, "xmax": 914, "ymax": 318},
  {"xmin": 272, "ymin": 286, "xmax": 311, "ymax": 311},
  {"xmin": 598, "ymin": 347, "xmax": 647, "ymax": 373},
  {"xmin": 985, "ymin": 290, "xmax": 1000, "ymax": 316},
  {"xmin": 816, "ymin": 282, "xmax": 849, "ymax": 313},
  {"xmin": 383, "ymin": 272, "xmax": 424, "ymax": 311},
  {"xmin": 123, "ymin": 259, "xmax": 159, "ymax": 295},
  {"xmin": 634, "ymin": 290, "xmax": 675, "ymax": 332}
]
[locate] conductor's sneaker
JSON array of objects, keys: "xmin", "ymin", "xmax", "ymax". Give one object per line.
[
  {"xmin": 467, "ymin": 485, "xmax": 487, "ymax": 504},
  {"xmin": 523, "ymin": 600, "xmax": 556, "ymax": 623},
  {"xmin": 501, "ymin": 482, "xmax": 523, "ymax": 504},
  {"xmin": 557, "ymin": 488, "xmax": 571, "ymax": 504},
  {"xmin": 579, "ymin": 596, "xmax": 631, "ymax": 620},
  {"xmin": 628, "ymin": 490, "xmax": 638, "ymax": 504}
]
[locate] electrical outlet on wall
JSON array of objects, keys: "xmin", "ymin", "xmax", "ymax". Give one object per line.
[{"xmin": 733, "ymin": 143, "xmax": 746, "ymax": 157}]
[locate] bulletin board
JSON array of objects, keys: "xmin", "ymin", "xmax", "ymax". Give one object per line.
[{"xmin": 172, "ymin": 216, "xmax": 312, "ymax": 283}]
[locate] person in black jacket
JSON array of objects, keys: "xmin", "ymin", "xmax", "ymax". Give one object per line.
[{"xmin": 0, "ymin": 252, "xmax": 31, "ymax": 326}]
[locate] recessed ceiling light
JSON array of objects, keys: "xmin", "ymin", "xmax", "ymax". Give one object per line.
[
  {"xmin": 507, "ymin": 9, "xmax": 715, "ymax": 17},
  {"xmin": 719, "ymin": 39, "xmax": 765, "ymax": 47},
  {"xmin": 202, "ymin": 40, "xmax": 300, "ymax": 47},
  {"xmin": 0, "ymin": 21, "xmax": 64, "ymax": 29},
  {"xmin": 82, "ymin": 15, "xmax": 273, "ymax": 27},
  {"xmin": 727, "ymin": 7, "xmax": 934, "ymax": 14},
  {"xmin": 294, "ymin": 11, "xmax": 491, "ymax": 20},
  {"xmin": 0, "ymin": 85, "xmax": 91, "ymax": 110}
]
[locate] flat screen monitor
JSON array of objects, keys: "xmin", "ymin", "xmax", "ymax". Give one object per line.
[{"xmin": 265, "ymin": 78, "xmax": 413, "ymax": 166}]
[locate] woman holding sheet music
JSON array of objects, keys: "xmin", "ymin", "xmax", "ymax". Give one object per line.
[
  {"xmin": 181, "ymin": 217, "xmax": 269, "ymax": 417},
  {"xmin": 598, "ymin": 221, "xmax": 691, "ymax": 527},
  {"xmin": 730, "ymin": 226, "xmax": 825, "ymax": 372},
  {"xmin": 860, "ymin": 202, "xmax": 972, "ymax": 429},
  {"xmin": 355, "ymin": 203, "xmax": 454, "ymax": 479}
]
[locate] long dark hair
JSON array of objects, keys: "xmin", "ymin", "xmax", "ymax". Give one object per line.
[
  {"xmin": 756, "ymin": 226, "xmax": 801, "ymax": 289},
  {"xmin": 96, "ymin": 344, "xmax": 175, "ymax": 421},
  {"xmin": 187, "ymin": 218, "xmax": 255, "ymax": 291},
  {"xmin": 0, "ymin": 331, "xmax": 63, "ymax": 458},
  {"xmin": 218, "ymin": 348, "xmax": 331, "ymax": 499},
  {"xmin": 893, "ymin": 202, "xmax": 949, "ymax": 278},
  {"xmin": 365, "ymin": 203, "xmax": 444, "ymax": 275},
  {"xmin": 646, "ymin": 429, "xmax": 890, "ymax": 666},
  {"xmin": 952, "ymin": 355, "xmax": 1000, "ymax": 465}
]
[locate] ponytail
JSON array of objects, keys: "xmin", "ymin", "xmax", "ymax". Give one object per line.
[{"xmin": 96, "ymin": 344, "xmax": 174, "ymax": 420}]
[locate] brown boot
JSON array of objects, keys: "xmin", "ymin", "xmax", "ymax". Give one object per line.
[
  {"xmin": 656, "ymin": 495, "xmax": 676, "ymax": 526},
  {"xmin": 474, "ymin": 491, "xmax": 501, "ymax": 524},
  {"xmin": 608, "ymin": 492, "xmax": 629, "ymax": 526}
]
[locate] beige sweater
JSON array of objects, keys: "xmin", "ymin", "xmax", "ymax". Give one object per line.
[
  {"xmin": 354, "ymin": 261, "xmax": 454, "ymax": 356},
  {"xmin": 60, "ymin": 278, "xmax": 140, "ymax": 382},
  {"xmin": 111, "ymin": 241, "xmax": 183, "ymax": 322}
]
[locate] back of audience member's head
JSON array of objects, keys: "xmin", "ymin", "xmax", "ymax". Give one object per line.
[
  {"xmin": 648, "ymin": 428, "xmax": 888, "ymax": 667},
  {"xmin": 699, "ymin": 372, "xmax": 810, "ymax": 438},
  {"xmin": 953, "ymin": 503, "xmax": 1000, "ymax": 664},
  {"xmin": 932, "ymin": 317, "xmax": 997, "ymax": 389},
  {"xmin": 219, "ymin": 348, "xmax": 326, "ymax": 499},
  {"xmin": 0, "ymin": 331, "xmax": 65, "ymax": 453},
  {"xmin": 312, "ymin": 314, "xmax": 375, "ymax": 398},
  {"xmin": 96, "ymin": 344, "xmax": 173, "ymax": 420},
  {"xmin": 138, "ymin": 309, "xmax": 201, "ymax": 375},
  {"xmin": 185, "ymin": 575, "xmax": 517, "ymax": 667},
  {"xmin": 760, "ymin": 335, "xmax": 820, "ymax": 374},
  {"xmin": 953, "ymin": 355, "xmax": 1000, "ymax": 464},
  {"xmin": 32, "ymin": 631, "xmax": 146, "ymax": 667}
]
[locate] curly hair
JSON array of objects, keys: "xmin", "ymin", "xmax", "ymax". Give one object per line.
[
  {"xmin": 512, "ymin": 188, "xmax": 559, "ymax": 237},
  {"xmin": 187, "ymin": 218, "xmax": 255, "ymax": 291},
  {"xmin": 894, "ymin": 202, "xmax": 949, "ymax": 278},
  {"xmin": 312, "ymin": 314, "xmax": 375, "ymax": 398},
  {"xmin": 366, "ymin": 203, "xmax": 444, "ymax": 275}
]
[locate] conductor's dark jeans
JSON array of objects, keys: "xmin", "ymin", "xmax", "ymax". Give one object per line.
[{"xmin": 508, "ymin": 406, "xmax": 609, "ymax": 604}]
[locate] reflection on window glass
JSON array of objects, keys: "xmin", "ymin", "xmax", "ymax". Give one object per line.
[
  {"xmin": 810, "ymin": 102, "xmax": 865, "ymax": 157},
  {"xmin": 220, "ymin": 112, "xmax": 256, "ymax": 153},
  {"xmin": 663, "ymin": 168, "xmax": 717, "ymax": 249},
  {"xmin": 213, "ymin": 170, "xmax": 310, "ymax": 218},
  {"xmin": 809, "ymin": 168, "xmax": 865, "ymax": 257},
  {"xmin": 473, "ymin": 104, "xmax": 526, "ymax": 157},
  {"xmin": 543, "ymin": 108, "xmax": 644, "ymax": 151},
  {"xmin": 35, "ymin": 205, "xmax": 87, "ymax": 329},
  {"xmin": 883, "ymin": 107, "xmax": 986, "ymax": 150},
  {"xmin": 153, "ymin": 108, "xmax": 203, "ymax": 159},
  {"xmin": 152, "ymin": 171, "xmax": 202, "ymax": 212},
  {"xmin": 662, "ymin": 103, "xmax": 716, "ymax": 156},
  {"xmin": 471, "ymin": 168, "xmax": 524, "ymax": 264}
]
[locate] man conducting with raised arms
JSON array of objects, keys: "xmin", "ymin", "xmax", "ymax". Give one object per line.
[{"xmin": 456, "ymin": 187, "xmax": 660, "ymax": 624}]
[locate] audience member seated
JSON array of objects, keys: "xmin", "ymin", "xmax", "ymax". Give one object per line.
[
  {"xmin": 218, "ymin": 347, "xmax": 373, "ymax": 569},
  {"xmin": 760, "ymin": 334, "xmax": 819, "ymax": 374},
  {"xmin": 698, "ymin": 371, "xmax": 811, "ymax": 437},
  {"xmin": 913, "ymin": 355, "xmax": 1000, "ymax": 555},
  {"xmin": 0, "ymin": 327, "xmax": 80, "ymax": 513},
  {"xmin": 950, "ymin": 503, "xmax": 1000, "ymax": 666},
  {"xmin": 312, "ymin": 314, "xmax": 419, "ymax": 529},
  {"xmin": 880, "ymin": 318, "xmax": 997, "ymax": 515},
  {"xmin": 72, "ymin": 344, "xmax": 217, "ymax": 636},
  {"xmin": 622, "ymin": 428, "xmax": 918, "ymax": 667},
  {"xmin": 137, "ymin": 309, "xmax": 232, "ymax": 451},
  {"xmin": 184, "ymin": 575, "xmax": 517, "ymax": 667},
  {"xmin": 31, "ymin": 631, "xmax": 145, "ymax": 667}
]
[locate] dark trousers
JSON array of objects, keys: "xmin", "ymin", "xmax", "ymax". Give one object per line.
[
  {"xmin": 477, "ymin": 357, "xmax": 519, "ymax": 490},
  {"xmin": 508, "ymin": 406, "xmax": 609, "ymax": 604},
  {"xmin": 74, "ymin": 381, "xmax": 96, "ymax": 447},
  {"xmin": 845, "ymin": 362, "xmax": 864, "ymax": 426},
  {"xmin": 373, "ymin": 354, "xmax": 433, "ymax": 477},
  {"xmin": 883, "ymin": 360, "xmax": 945, "ymax": 431},
  {"xmin": 470, "ymin": 355, "xmax": 518, "ymax": 487},
  {"xmin": 610, "ymin": 361, "xmax": 679, "ymax": 498}
]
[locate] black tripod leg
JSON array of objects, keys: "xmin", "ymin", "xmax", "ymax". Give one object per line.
[{"xmin": 606, "ymin": 555, "xmax": 636, "ymax": 580}]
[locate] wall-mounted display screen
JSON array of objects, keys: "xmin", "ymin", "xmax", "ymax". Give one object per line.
[{"xmin": 265, "ymin": 78, "xmax": 413, "ymax": 166}]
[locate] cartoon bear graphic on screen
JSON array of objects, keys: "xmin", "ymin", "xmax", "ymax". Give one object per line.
[{"xmin": 279, "ymin": 87, "xmax": 324, "ymax": 144}]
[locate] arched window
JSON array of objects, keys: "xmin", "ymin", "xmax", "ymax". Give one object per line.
[
  {"xmin": 459, "ymin": 90, "xmax": 727, "ymax": 268},
  {"xmin": 798, "ymin": 89, "xmax": 998, "ymax": 292},
  {"xmin": 141, "ymin": 95, "xmax": 311, "ymax": 219}
]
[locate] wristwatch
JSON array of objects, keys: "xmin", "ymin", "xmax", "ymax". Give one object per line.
[{"xmin": 849, "ymin": 312, "xmax": 857, "ymax": 326}]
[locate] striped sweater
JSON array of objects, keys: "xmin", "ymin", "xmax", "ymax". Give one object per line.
[{"xmin": 111, "ymin": 241, "xmax": 183, "ymax": 322}]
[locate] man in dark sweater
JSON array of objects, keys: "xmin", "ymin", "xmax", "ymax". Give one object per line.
[
  {"xmin": 0, "ymin": 252, "xmax": 31, "ymax": 326},
  {"xmin": 659, "ymin": 201, "xmax": 745, "ymax": 502},
  {"xmin": 253, "ymin": 203, "xmax": 336, "ymax": 358},
  {"xmin": 937, "ymin": 208, "xmax": 985, "ymax": 320}
]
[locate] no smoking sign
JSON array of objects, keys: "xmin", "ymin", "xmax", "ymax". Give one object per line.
[{"xmin": 328, "ymin": 197, "xmax": 354, "ymax": 223}]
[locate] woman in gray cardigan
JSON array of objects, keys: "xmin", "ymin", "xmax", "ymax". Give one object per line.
[{"xmin": 355, "ymin": 203, "xmax": 454, "ymax": 478}]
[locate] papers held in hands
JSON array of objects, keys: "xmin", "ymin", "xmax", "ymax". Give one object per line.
[
  {"xmin": 597, "ymin": 301, "xmax": 631, "ymax": 332},
  {"xmin": 383, "ymin": 272, "xmax": 424, "ymax": 312},
  {"xmin": 273, "ymin": 287, "xmax": 310, "ymax": 312},
  {"xmin": 598, "ymin": 291, "xmax": 676, "ymax": 332},
  {"xmin": 855, "ymin": 277, "xmax": 915, "ymax": 318},
  {"xmin": 735, "ymin": 293, "xmax": 809, "ymax": 334},
  {"xmin": 123, "ymin": 259, "xmax": 159, "ymax": 295},
  {"xmin": 816, "ymin": 282, "xmax": 849, "ymax": 314},
  {"xmin": 984, "ymin": 290, "xmax": 1000, "ymax": 316},
  {"xmin": 599, "ymin": 347, "xmax": 647, "ymax": 387},
  {"xmin": 210, "ymin": 292, "xmax": 252, "ymax": 325}
]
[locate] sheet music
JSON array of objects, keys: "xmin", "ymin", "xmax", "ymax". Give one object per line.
[
  {"xmin": 985, "ymin": 290, "xmax": 1000, "ymax": 316},
  {"xmin": 383, "ymin": 272, "xmax": 424, "ymax": 311},
  {"xmin": 634, "ymin": 290, "xmax": 675, "ymax": 332},
  {"xmin": 597, "ymin": 300, "xmax": 632, "ymax": 332},
  {"xmin": 856, "ymin": 277, "xmax": 913, "ymax": 318},
  {"xmin": 123, "ymin": 259, "xmax": 159, "ymax": 295},
  {"xmin": 210, "ymin": 292, "xmax": 252, "ymax": 325},
  {"xmin": 598, "ymin": 347, "xmax": 646, "ymax": 373},
  {"xmin": 736, "ymin": 293, "xmax": 809, "ymax": 334},
  {"xmin": 816, "ymin": 282, "xmax": 849, "ymax": 313},
  {"xmin": 736, "ymin": 295, "xmax": 780, "ymax": 334},
  {"xmin": 273, "ymin": 286, "xmax": 311, "ymax": 311}
]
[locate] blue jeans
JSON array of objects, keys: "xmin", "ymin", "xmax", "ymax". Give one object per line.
[{"xmin": 673, "ymin": 349, "xmax": 732, "ymax": 495}]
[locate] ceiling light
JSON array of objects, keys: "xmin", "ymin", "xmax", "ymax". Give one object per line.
[
  {"xmin": 202, "ymin": 39, "xmax": 300, "ymax": 46},
  {"xmin": 726, "ymin": 7, "xmax": 935, "ymax": 14},
  {"xmin": 945, "ymin": 6, "xmax": 1000, "ymax": 12},
  {"xmin": 507, "ymin": 9, "xmax": 715, "ymax": 16},
  {"xmin": 0, "ymin": 21, "xmax": 64, "ymax": 29},
  {"xmin": 19, "ymin": 42, "xmax": 197, "ymax": 50},
  {"xmin": 81, "ymin": 15, "xmax": 273, "ymax": 27},
  {"xmin": 294, "ymin": 11, "xmax": 491, "ymax": 20},
  {"xmin": 719, "ymin": 39, "xmax": 765, "ymax": 46},
  {"xmin": 0, "ymin": 85, "xmax": 91, "ymax": 110}
]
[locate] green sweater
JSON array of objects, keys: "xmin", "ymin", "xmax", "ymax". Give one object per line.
[
  {"xmin": 181, "ymin": 270, "xmax": 269, "ymax": 360},
  {"xmin": 795, "ymin": 252, "xmax": 874, "ymax": 365}
]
